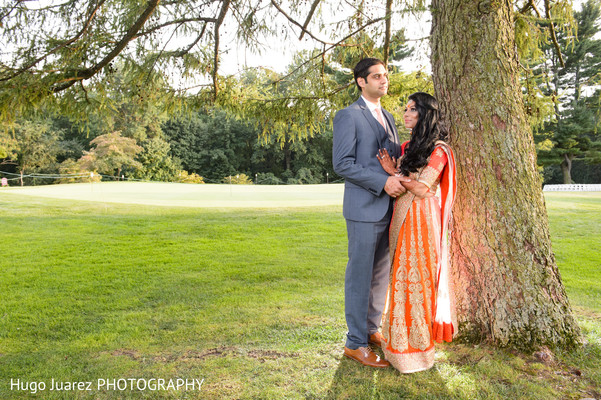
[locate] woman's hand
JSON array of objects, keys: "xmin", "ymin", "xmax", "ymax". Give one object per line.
[
  {"xmin": 401, "ymin": 180, "xmax": 435, "ymax": 199},
  {"xmin": 377, "ymin": 148, "xmax": 398, "ymax": 176}
]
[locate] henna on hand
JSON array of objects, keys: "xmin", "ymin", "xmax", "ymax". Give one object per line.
[{"xmin": 377, "ymin": 148, "xmax": 398, "ymax": 176}]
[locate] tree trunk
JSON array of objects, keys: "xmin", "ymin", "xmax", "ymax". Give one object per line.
[
  {"xmin": 552, "ymin": 59, "xmax": 561, "ymax": 117},
  {"xmin": 430, "ymin": 0, "xmax": 580, "ymax": 348},
  {"xmin": 283, "ymin": 140, "xmax": 292, "ymax": 171},
  {"xmin": 561, "ymin": 154, "xmax": 573, "ymax": 184},
  {"xmin": 574, "ymin": 64, "xmax": 581, "ymax": 104}
]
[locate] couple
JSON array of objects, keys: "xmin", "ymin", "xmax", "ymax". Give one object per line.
[{"xmin": 332, "ymin": 58, "xmax": 457, "ymax": 373}]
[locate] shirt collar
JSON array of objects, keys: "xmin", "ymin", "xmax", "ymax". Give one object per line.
[{"xmin": 361, "ymin": 95, "xmax": 381, "ymax": 112}]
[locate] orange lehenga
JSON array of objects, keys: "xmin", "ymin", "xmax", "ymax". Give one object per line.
[{"xmin": 381, "ymin": 141, "xmax": 457, "ymax": 373}]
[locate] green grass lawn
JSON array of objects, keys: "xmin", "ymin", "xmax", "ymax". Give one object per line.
[
  {"xmin": 1, "ymin": 181, "xmax": 345, "ymax": 208},
  {"xmin": 0, "ymin": 189, "xmax": 599, "ymax": 399},
  {"xmin": 545, "ymin": 192, "xmax": 601, "ymax": 315}
]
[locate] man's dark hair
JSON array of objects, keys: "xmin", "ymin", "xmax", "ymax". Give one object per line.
[{"xmin": 353, "ymin": 58, "xmax": 385, "ymax": 92}]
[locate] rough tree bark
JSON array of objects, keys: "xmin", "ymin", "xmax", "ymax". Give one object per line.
[{"xmin": 430, "ymin": 0, "xmax": 581, "ymax": 348}]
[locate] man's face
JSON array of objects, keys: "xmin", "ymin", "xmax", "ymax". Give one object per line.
[{"xmin": 358, "ymin": 64, "xmax": 388, "ymax": 100}]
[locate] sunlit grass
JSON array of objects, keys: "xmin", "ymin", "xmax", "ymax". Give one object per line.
[
  {"xmin": 0, "ymin": 190, "xmax": 599, "ymax": 399},
  {"xmin": 545, "ymin": 192, "xmax": 601, "ymax": 313}
]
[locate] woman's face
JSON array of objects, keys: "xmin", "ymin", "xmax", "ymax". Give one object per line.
[{"xmin": 403, "ymin": 100, "xmax": 419, "ymax": 130}]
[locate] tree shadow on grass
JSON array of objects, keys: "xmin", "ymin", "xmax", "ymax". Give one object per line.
[{"xmin": 323, "ymin": 352, "xmax": 454, "ymax": 400}]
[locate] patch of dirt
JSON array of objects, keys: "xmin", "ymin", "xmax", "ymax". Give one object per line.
[
  {"xmin": 247, "ymin": 349, "xmax": 299, "ymax": 362},
  {"xmin": 110, "ymin": 349, "xmax": 141, "ymax": 359},
  {"xmin": 178, "ymin": 346, "xmax": 235, "ymax": 361},
  {"xmin": 108, "ymin": 346, "xmax": 298, "ymax": 363}
]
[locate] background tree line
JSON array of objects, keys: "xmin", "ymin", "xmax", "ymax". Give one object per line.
[{"xmin": 0, "ymin": 106, "xmax": 338, "ymax": 186}]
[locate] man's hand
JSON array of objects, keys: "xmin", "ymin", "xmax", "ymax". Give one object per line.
[{"xmin": 384, "ymin": 176, "xmax": 410, "ymax": 198}]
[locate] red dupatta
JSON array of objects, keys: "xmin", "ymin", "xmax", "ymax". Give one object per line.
[{"xmin": 431, "ymin": 141, "xmax": 457, "ymax": 343}]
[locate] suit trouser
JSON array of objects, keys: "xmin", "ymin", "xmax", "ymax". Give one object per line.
[{"xmin": 344, "ymin": 208, "xmax": 392, "ymax": 349}]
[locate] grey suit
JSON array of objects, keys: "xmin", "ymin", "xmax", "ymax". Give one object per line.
[{"xmin": 333, "ymin": 97, "xmax": 400, "ymax": 350}]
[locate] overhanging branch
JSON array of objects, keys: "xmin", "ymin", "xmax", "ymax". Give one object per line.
[
  {"xmin": 0, "ymin": 0, "xmax": 106, "ymax": 82},
  {"xmin": 172, "ymin": 23, "xmax": 207, "ymax": 57},
  {"xmin": 136, "ymin": 17, "xmax": 216, "ymax": 38},
  {"xmin": 51, "ymin": 0, "xmax": 162, "ymax": 93},
  {"xmin": 248, "ymin": 81, "xmax": 353, "ymax": 103},
  {"xmin": 299, "ymin": 0, "xmax": 321, "ymax": 40},
  {"xmin": 383, "ymin": 0, "xmax": 393, "ymax": 65},
  {"xmin": 270, "ymin": 0, "xmax": 331, "ymax": 45},
  {"xmin": 212, "ymin": 0, "xmax": 231, "ymax": 99},
  {"xmin": 544, "ymin": 0, "xmax": 565, "ymax": 68},
  {"xmin": 269, "ymin": 16, "xmax": 385, "ymax": 85}
]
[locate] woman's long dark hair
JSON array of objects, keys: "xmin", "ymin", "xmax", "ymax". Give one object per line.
[{"xmin": 399, "ymin": 92, "xmax": 448, "ymax": 176}]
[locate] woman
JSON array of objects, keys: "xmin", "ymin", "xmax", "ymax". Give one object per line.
[{"xmin": 377, "ymin": 92, "xmax": 457, "ymax": 373}]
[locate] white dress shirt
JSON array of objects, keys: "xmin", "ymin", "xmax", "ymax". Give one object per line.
[{"xmin": 361, "ymin": 95, "xmax": 396, "ymax": 145}]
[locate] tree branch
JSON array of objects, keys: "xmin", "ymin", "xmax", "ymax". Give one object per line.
[
  {"xmin": 249, "ymin": 81, "xmax": 353, "ymax": 103},
  {"xmin": 144, "ymin": 21, "xmax": 184, "ymax": 86},
  {"xmin": 0, "ymin": 0, "xmax": 106, "ymax": 82},
  {"xmin": 172, "ymin": 23, "xmax": 207, "ymax": 57},
  {"xmin": 135, "ymin": 17, "xmax": 216, "ymax": 38},
  {"xmin": 383, "ymin": 0, "xmax": 393, "ymax": 66},
  {"xmin": 269, "ymin": 16, "xmax": 385, "ymax": 85},
  {"xmin": 0, "ymin": 0, "xmax": 27, "ymax": 24},
  {"xmin": 226, "ymin": 3, "xmax": 266, "ymax": 51},
  {"xmin": 299, "ymin": 0, "xmax": 321, "ymax": 40},
  {"xmin": 52, "ymin": 0, "xmax": 162, "ymax": 92},
  {"xmin": 321, "ymin": 43, "xmax": 327, "ymax": 92},
  {"xmin": 519, "ymin": 0, "xmax": 542, "ymax": 17},
  {"xmin": 4, "ymin": 0, "xmax": 76, "ymax": 14},
  {"xmin": 544, "ymin": 0, "xmax": 565, "ymax": 68},
  {"xmin": 270, "ymin": 0, "xmax": 331, "ymax": 45},
  {"xmin": 79, "ymin": 80, "xmax": 90, "ymax": 103},
  {"xmin": 212, "ymin": 0, "xmax": 231, "ymax": 99}
]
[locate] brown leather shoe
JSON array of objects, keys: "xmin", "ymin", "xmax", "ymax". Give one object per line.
[
  {"xmin": 344, "ymin": 346, "xmax": 390, "ymax": 368},
  {"xmin": 368, "ymin": 332, "xmax": 385, "ymax": 348}
]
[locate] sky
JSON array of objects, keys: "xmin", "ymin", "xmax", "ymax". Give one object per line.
[
  {"xmin": 219, "ymin": 0, "xmax": 591, "ymax": 77},
  {"xmin": 219, "ymin": 3, "xmax": 433, "ymax": 76}
]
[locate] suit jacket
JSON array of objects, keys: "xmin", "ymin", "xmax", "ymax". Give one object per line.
[{"xmin": 333, "ymin": 97, "xmax": 400, "ymax": 222}]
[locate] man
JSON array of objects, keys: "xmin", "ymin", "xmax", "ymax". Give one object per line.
[{"xmin": 332, "ymin": 58, "xmax": 407, "ymax": 368}]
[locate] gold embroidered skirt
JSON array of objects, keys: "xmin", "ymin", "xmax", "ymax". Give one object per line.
[{"xmin": 382, "ymin": 196, "xmax": 441, "ymax": 373}]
